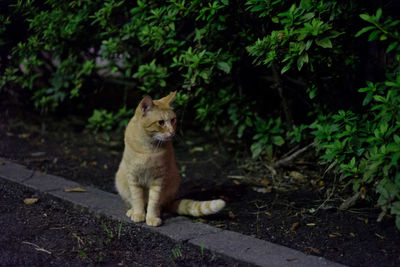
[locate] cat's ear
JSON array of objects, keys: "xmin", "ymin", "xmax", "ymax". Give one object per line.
[
  {"xmin": 140, "ymin": 95, "xmax": 153, "ymax": 115},
  {"xmin": 161, "ymin": 91, "xmax": 177, "ymax": 105}
]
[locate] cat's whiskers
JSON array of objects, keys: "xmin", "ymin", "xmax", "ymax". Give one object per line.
[{"xmin": 153, "ymin": 140, "xmax": 162, "ymax": 153}]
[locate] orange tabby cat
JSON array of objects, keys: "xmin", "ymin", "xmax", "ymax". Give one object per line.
[{"xmin": 115, "ymin": 91, "xmax": 226, "ymax": 226}]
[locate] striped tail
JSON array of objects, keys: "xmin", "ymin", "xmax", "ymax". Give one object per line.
[{"xmin": 168, "ymin": 199, "xmax": 226, "ymax": 217}]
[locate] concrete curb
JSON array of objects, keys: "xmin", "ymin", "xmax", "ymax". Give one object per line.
[{"xmin": 0, "ymin": 157, "xmax": 344, "ymax": 267}]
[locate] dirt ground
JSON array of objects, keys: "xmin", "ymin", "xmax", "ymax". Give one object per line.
[
  {"xmin": 0, "ymin": 111, "xmax": 399, "ymax": 267},
  {"xmin": 0, "ymin": 178, "xmax": 243, "ymax": 266}
]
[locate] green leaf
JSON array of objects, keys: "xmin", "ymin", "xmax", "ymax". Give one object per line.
[
  {"xmin": 373, "ymin": 95, "xmax": 385, "ymax": 102},
  {"xmin": 396, "ymin": 215, "xmax": 400, "ymax": 230},
  {"xmin": 305, "ymin": 39, "xmax": 313, "ymax": 50},
  {"xmin": 217, "ymin": 61, "xmax": 231, "ymax": 73},
  {"xmin": 281, "ymin": 62, "xmax": 291, "ymax": 74},
  {"xmin": 368, "ymin": 30, "xmax": 380, "ymax": 41},
  {"xmin": 251, "ymin": 143, "xmax": 263, "ymax": 158},
  {"xmin": 302, "ymin": 12, "xmax": 315, "ymax": 21},
  {"xmin": 300, "ymin": 0, "xmax": 312, "ymax": 10},
  {"xmin": 360, "ymin": 14, "xmax": 372, "ymax": 22},
  {"xmin": 315, "ymin": 38, "xmax": 332, "ymax": 48},
  {"xmin": 308, "ymin": 86, "xmax": 317, "ymax": 99},
  {"xmin": 386, "ymin": 41, "xmax": 398, "ymax": 53},
  {"xmin": 271, "ymin": 17, "xmax": 279, "ymax": 23},
  {"xmin": 355, "ymin": 26, "xmax": 375, "ymax": 37},
  {"xmin": 245, "ymin": 116, "xmax": 253, "ymax": 127},
  {"xmin": 272, "ymin": 135, "xmax": 285, "ymax": 146},
  {"xmin": 376, "ymin": 8, "xmax": 382, "ymax": 21},
  {"xmin": 394, "ymin": 135, "xmax": 400, "ymax": 144},
  {"xmin": 237, "ymin": 124, "xmax": 246, "ymax": 138},
  {"xmin": 297, "ymin": 53, "xmax": 309, "ymax": 71}
]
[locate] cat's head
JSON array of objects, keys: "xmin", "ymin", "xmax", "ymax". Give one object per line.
[{"xmin": 136, "ymin": 91, "xmax": 177, "ymax": 142}]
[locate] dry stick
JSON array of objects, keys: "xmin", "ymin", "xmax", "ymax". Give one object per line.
[
  {"xmin": 22, "ymin": 241, "xmax": 52, "ymax": 254},
  {"xmin": 312, "ymin": 174, "xmax": 338, "ymax": 214},
  {"xmin": 274, "ymin": 142, "xmax": 315, "ymax": 168}
]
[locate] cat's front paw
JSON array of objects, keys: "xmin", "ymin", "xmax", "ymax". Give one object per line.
[
  {"xmin": 146, "ymin": 217, "xmax": 162, "ymax": 227},
  {"xmin": 126, "ymin": 209, "xmax": 146, "ymax": 222}
]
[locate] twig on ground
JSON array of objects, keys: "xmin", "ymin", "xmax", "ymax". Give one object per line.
[
  {"xmin": 339, "ymin": 192, "xmax": 360, "ymax": 210},
  {"xmin": 377, "ymin": 207, "xmax": 387, "ymax": 222},
  {"xmin": 312, "ymin": 174, "xmax": 337, "ymax": 213},
  {"xmin": 274, "ymin": 142, "xmax": 315, "ymax": 168},
  {"xmin": 323, "ymin": 160, "xmax": 337, "ymax": 179},
  {"xmin": 22, "ymin": 241, "xmax": 52, "ymax": 254},
  {"xmin": 262, "ymin": 161, "xmax": 277, "ymax": 177}
]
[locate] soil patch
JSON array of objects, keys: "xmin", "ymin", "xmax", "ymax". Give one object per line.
[
  {"xmin": 1, "ymin": 114, "xmax": 399, "ymax": 267},
  {"xmin": 0, "ymin": 178, "xmax": 242, "ymax": 266}
]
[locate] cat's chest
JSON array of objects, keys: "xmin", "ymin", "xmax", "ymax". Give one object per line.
[{"xmin": 127, "ymin": 154, "xmax": 167, "ymax": 184}]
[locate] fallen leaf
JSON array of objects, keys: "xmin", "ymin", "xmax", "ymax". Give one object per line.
[
  {"xmin": 24, "ymin": 198, "xmax": 39, "ymax": 205},
  {"xmin": 189, "ymin": 146, "xmax": 204, "ymax": 153},
  {"xmin": 103, "ymin": 164, "xmax": 108, "ymax": 169},
  {"xmin": 260, "ymin": 179, "xmax": 270, "ymax": 186},
  {"xmin": 6, "ymin": 132, "xmax": 13, "ymax": 136},
  {"xmin": 306, "ymin": 223, "xmax": 316, "ymax": 227},
  {"xmin": 329, "ymin": 232, "xmax": 341, "ymax": 238},
  {"xmin": 289, "ymin": 171, "xmax": 306, "ymax": 182},
  {"xmin": 215, "ymin": 224, "xmax": 226, "ymax": 228},
  {"xmin": 339, "ymin": 192, "xmax": 360, "ymax": 210},
  {"xmin": 111, "ymin": 150, "xmax": 120, "ymax": 156},
  {"xmin": 233, "ymin": 180, "xmax": 241, "ymax": 185},
  {"xmin": 264, "ymin": 211, "xmax": 271, "ymax": 216},
  {"xmin": 349, "ymin": 232, "xmax": 356, "ymax": 237},
  {"xmin": 229, "ymin": 211, "xmax": 237, "ymax": 219},
  {"xmin": 375, "ymin": 233, "xmax": 385, "ymax": 240},
  {"xmin": 30, "ymin": 152, "xmax": 46, "ymax": 157},
  {"xmin": 252, "ymin": 186, "xmax": 273, "ymax": 194},
  {"xmin": 90, "ymin": 161, "xmax": 97, "ymax": 166},
  {"xmin": 0, "ymin": 162, "xmax": 5, "ymax": 166},
  {"xmin": 64, "ymin": 187, "xmax": 87, "ymax": 192},
  {"xmin": 306, "ymin": 247, "xmax": 320, "ymax": 254},
  {"xmin": 290, "ymin": 222, "xmax": 300, "ymax": 232},
  {"xmin": 18, "ymin": 133, "xmax": 30, "ymax": 139},
  {"xmin": 80, "ymin": 161, "xmax": 87, "ymax": 167},
  {"xmin": 197, "ymin": 218, "xmax": 206, "ymax": 223},
  {"xmin": 360, "ymin": 186, "xmax": 367, "ymax": 199},
  {"xmin": 227, "ymin": 175, "xmax": 245, "ymax": 179}
]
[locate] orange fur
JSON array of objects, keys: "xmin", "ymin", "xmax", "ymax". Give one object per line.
[{"xmin": 115, "ymin": 92, "xmax": 225, "ymax": 226}]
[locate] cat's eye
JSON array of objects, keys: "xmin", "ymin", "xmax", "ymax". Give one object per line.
[
  {"xmin": 158, "ymin": 120, "xmax": 165, "ymax": 126},
  {"xmin": 171, "ymin": 118, "xmax": 176, "ymax": 124}
]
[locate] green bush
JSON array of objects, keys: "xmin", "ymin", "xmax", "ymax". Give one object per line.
[
  {"xmin": 312, "ymin": 8, "xmax": 400, "ymax": 228},
  {"xmin": 87, "ymin": 106, "xmax": 133, "ymax": 133},
  {"xmin": 1, "ymin": 1, "xmax": 400, "ymax": 228}
]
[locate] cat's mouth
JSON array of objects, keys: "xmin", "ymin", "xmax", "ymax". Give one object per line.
[{"xmin": 154, "ymin": 134, "xmax": 174, "ymax": 142}]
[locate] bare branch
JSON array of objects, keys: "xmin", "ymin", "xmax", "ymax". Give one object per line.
[{"xmin": 274, "ymin": 142, "xmax": 315, "ymax": 168}]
